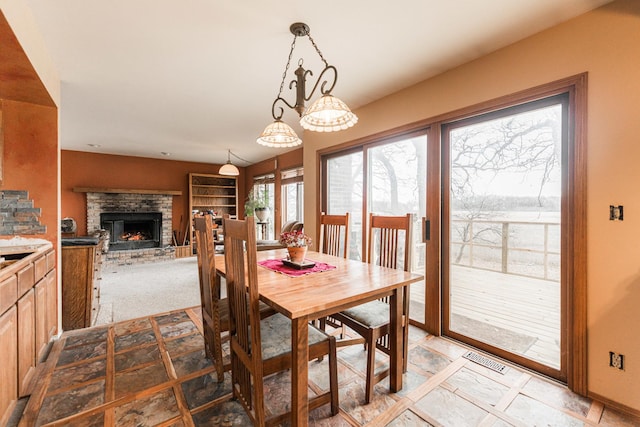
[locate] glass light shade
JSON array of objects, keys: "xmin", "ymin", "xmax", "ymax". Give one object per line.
[
  {"xmin": 219, "ymin": 162, "xmax": 239, "ymax": 176},
  {"xmin": 257, "ymin": 119, "xmax": 302, "ymax": 147},
  {"xmin": 300, "ymin": 94, "xmax": 358, "ymax": 132}
]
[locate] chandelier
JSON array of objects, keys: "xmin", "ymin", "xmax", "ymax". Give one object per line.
[{"xmin": 257, "ymin": 23, "xmax": 358, "ymax": 148}]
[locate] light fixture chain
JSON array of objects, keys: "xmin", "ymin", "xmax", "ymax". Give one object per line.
[
  {"xmin": 229, "ymin": 150, "xmax": 252, "ymax": 164},
  {"xmin": 277, "ymin": 35, "xmax": 298, "ymax": 97},
  {"xmin": 306, "ymin": 32, "xmax": 329, "ymax": 68}
]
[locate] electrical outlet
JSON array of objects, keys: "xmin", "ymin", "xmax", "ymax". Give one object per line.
[
  {"xmin": 609, "ymin": 351, "xmax": 625, "ymax": 370},
  {"xmin": 609, "ymin": 205, "xmax": 624, "ymax": 221}
]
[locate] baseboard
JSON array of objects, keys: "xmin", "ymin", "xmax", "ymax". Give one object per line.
[{"xmin": 588, "ymin": 391, "xmax": 640, "ymax": 419}]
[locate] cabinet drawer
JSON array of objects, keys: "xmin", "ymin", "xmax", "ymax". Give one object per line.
[
  {"xmin": 46, "ymin": 250, "xmax": 56, "ymax": 273},
  {"xmin": 17, "ymin": 264, "xmax": 34, "ymax": 298},
  {"xmin": 0, "ymin": 276, "xmax": 17, "ymax": 315},
  {"xmin": 34, "ymin": 255, "xmax": 47, "ymax": 283}
]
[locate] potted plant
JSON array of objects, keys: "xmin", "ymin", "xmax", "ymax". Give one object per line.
[
  {"xmin": 244, "ymin": 188, "xmax": 270, "ymax": 221},
  {"xmin": 279, "ymin": 230, "xmax": 312, "ymax": 263}
]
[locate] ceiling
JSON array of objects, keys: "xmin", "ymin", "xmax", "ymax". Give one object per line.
[{"xmin": 25, "ymin": 0, "xmax": 612, "ymax": 166}]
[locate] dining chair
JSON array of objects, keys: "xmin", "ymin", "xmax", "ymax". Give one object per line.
[
  {"xmin": 319, "ymin": 212, "xmax": 350, "ymax": 259},
  {"xmin": 332, "ymin": 212, "xmax": 413, "ymax": 404},
  {"xmin": 223, "ymin": 215, "xmax": 339, "ymax": 426},
  {"xmin": 318, "ymin": 212, "xmax": 350, "ymax": 337},
  {"xmin": 194, "ymin": 214, "xmax": 274, "ymax": 383},
  {"xmin": 194, "ymin": 214, "xmax": 228, "ymax": 382}
]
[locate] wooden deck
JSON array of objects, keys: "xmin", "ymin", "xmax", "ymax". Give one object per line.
[{"xmin": 410, "ymin": 265, "xmax": 560, "ymax": 369}]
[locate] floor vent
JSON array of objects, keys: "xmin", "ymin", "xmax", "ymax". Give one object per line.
[{"xmin": 463, "ymin": 351, "xmax": 507, "ymax": 374}]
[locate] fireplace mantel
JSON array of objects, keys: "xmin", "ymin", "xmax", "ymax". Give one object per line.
[{"xmin": 73, "ymin": 187, "xmax": 182, "ymax": 196}]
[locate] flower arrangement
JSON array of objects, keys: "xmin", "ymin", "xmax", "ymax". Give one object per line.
[{"xmin": 279, "ymin": 230, "xmax": 311, "ymax": 248}]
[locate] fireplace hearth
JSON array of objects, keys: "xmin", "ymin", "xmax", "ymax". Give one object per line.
[{"xmin": 101, "ymin": 212, "xmax": 162, "ymax": 251}]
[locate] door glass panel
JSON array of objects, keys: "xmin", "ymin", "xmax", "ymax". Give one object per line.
[
  {"xmin": 368, "ymin": 135, "xmax": 427, "ymax": 324},
  {"xmin": 447, "ymin": 102, "xmax": 562, "ymax": 369},
  {"xmin": 326, "ymin": 152, "xmax": 364, "ymax": 260}
]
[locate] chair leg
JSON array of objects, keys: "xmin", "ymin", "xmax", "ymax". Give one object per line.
[
  {"xmin": 213, "ymin": 347, "xmax": 225, "ymax": 382},
  {"xmin": 328, "ymin": 338, "xmax": 339, "ymax": 416},
  {"xmin": 365, "ymin": 335, "xmax": 376, "ymax": 404},
  {"xmin": 402, "ymin": 324, "xmax": 409, "ymax": 373},
  {"xmin": 204, "ymin": 326, "xmax": 225, "ymax": 383},
  {"xmin": 211, "ymin": 323, "xmax": 225, "ymax": 383}
]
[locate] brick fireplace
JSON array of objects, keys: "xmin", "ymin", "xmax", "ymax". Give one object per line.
[{"xmin": 85, "ymin": 190, "xmax": 178, "ymax": 266}]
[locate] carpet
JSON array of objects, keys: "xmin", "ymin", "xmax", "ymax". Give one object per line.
[{"xmin": 96, "ymin": 257, "xmax": 201, "ymax": 325}]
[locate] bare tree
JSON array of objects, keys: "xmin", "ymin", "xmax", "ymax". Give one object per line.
[{"xmin": 450, "ymin": 107, "xmax": 561, "ymax": 264}]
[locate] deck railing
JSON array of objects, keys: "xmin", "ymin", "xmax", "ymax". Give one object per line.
[{"xmin": 449, "ymin": 218, "xmax": 560, "ymax": 281}]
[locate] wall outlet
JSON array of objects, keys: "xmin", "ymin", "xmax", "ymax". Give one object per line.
[
  {"xmin": 609, "ymin": 205, "xmax": 624, "ymax": 221},
  {"xmin": 609, "ymin": 351, "xmax": 625, "ymax": 370}
]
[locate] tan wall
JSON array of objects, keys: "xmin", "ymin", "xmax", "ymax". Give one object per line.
[
  {"xmin": 61, "ymin": 150, "xmax": 241, "ymax": 237},
  {"xmin": 303, "ymin": 0, "xmax": 640, "ymax": 412}
]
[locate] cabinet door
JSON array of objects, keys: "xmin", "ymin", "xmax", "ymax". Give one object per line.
[
  {"xmin": 17, "ymin": 290, "xmax": 35, "ymax": 397},
  {"xmin": 62, "ymin": 246, "xmax": 95, "ymax": 330},
  {"xmin": 45, "ymin": 269, "xmax": 58, "ymax": 339},
  {"xmin": 0, "ymin": 306, "xmax": 17, "ymax": 426},
  {"xmin": 34, "ymin": 280, "xmax": 47, "ymax": 361}
]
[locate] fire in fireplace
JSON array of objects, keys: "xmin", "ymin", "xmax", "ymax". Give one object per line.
[{"xmin": 100, "ymin": 212, "xmax": 162, "ymax": 251}]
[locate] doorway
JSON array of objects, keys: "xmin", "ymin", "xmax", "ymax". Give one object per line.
[
  {"xmin": 321, "ymin": 75, "xmax": 587, "ymax": 389},
  {"xmin": 443, "ymin": 94, "xmax": 568, "ymax": 380}
]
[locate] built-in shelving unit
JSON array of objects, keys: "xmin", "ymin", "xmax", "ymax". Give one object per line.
[
  {"xmin": 188, "ymin": 173, "xmax": 238, "ymax": 254},
  {"xmin": 188, "ymin": 173, "xmax": 238, "ymax": 218}
]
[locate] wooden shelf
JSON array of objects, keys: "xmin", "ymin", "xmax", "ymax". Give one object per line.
[{"xmin": 73, "ymin": 187, "xmax": 182, "ymax": 195}]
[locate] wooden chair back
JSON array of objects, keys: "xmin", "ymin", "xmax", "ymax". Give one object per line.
[
  {"xmin": 193, "ymin": 215, "xmax": 225, "ymax": 379},
  {"xmin": 367, "ymin": 213, "xmax": 413, "ymax": 272},
  {"xmin": 222, "ymin": 215, "xmax": 266, "ymax": 424},
  {"xmin": 319, "ymin": 212, "xmax": 350, "ymax": 259},
  {"xmin": 368, "ymin": 212, "xmax": 413, "ymax": 368}
]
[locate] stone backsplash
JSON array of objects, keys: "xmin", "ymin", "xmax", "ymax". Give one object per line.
[{"xmin": 0, "ymin": 190, "xmax": 46, "ymax": 235}]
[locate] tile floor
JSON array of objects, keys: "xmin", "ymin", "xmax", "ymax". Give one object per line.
[{"xmin": 19, "ymin": 307, "xmax": 640, "ymax": 426}]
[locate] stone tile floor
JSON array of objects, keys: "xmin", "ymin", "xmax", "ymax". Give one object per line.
[{"xmin": 19, "ymin": 307, "xmax": 640, "ymax": 426}]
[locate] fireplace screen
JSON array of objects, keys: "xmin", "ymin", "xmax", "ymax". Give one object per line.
[{"xmin": 100, "ymin": 212, "xmax": 162, "ymax": 251}]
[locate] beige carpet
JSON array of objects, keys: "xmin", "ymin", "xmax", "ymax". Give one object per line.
[{"xmin": 95, "ymin": 257, "xmax": 201, "ymax": 325}]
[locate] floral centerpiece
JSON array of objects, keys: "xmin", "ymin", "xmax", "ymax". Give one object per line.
[{"xmin": 279, "ymin": 230, "xmax": 311, "ymax": 263}]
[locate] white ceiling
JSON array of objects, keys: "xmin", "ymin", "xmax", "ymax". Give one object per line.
[{"xmin": 25, "ymin": 0, "xmax": 611, "ymax": 166}]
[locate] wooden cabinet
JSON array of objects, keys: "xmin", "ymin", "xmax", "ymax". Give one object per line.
[
  {"xmin": 0, "ymin": 306, "xmax": 18, "ymax": 426},
  {"xmin": 0, "ymin": 243, "xmax": 55, "ymax": 425},
  {"xmin": 61, "ymin": 241, "xmax": 101, "ymax": 330}
]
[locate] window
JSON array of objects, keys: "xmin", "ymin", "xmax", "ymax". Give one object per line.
[
  {"xmin": 324, "ymin": 149, "xmax": 364, "ymax": 260},
  {"xmin": 281, "ymin": 167, "xmax": 304, "ymax": 224},
  {"xmin": 252, "ymin": 174, "xmax": 275, "ymax": 239}
]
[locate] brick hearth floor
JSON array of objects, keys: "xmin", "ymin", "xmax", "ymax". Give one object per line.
[{"xmin": 18, "ymin": 307, "xmax": 640, "ymax": 426}]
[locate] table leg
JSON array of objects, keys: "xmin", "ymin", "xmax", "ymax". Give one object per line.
[
  {"xmin": 389, "ymin": 287, "xmax": 403, "ymax": 392},
  {"xmin": 291, "ymin": 316, "xmax": 309, "ymax": 426}
]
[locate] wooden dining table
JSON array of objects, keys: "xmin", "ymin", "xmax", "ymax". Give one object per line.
[{"xmin": 215, "ymin": 249, "xmax": 423, "ymax": 426}]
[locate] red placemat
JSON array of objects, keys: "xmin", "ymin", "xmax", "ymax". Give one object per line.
[{"xmin": 258, "ymin": 258, "xmax": 337, "ymax": 277}]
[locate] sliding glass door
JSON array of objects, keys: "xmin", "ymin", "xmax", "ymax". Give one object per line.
[
  {"xmin": 443, "ymin": 94, "xmax": 567, "ymax": 378},
  {"xmin": 323, "ymin": 132, "xmax": 428, "ymax": 324},
  {"xmin": 367, "ymin": 135, "xmax": 427, "ymax": 324}
]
